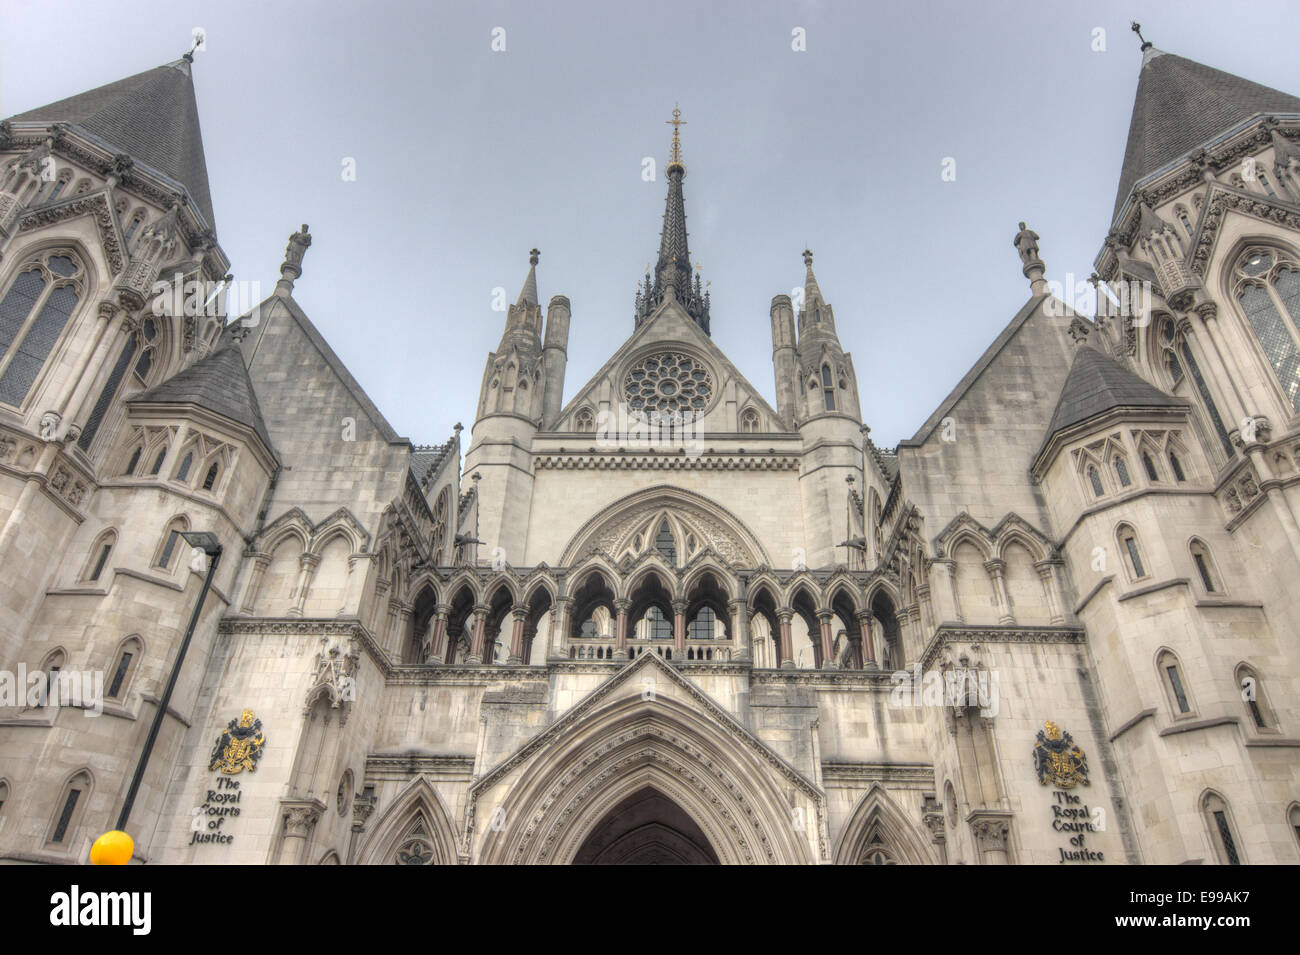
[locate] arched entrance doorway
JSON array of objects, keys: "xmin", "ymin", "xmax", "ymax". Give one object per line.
[{"xmin": 572, "ymin": 787, "xmax": 719, "ymax": 865}]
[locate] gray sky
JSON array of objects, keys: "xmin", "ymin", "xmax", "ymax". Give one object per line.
[{"xmin": 4, "ymin": 0, "xmax": 1299, "ymax": 448}]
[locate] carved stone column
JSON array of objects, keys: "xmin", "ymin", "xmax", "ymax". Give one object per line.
[
  {"xmin": 916, "ymin": 583, "xmax": 933, "ymax": 637},
  {"xmin": 549, "ymin": 596, "xmax": 570, "ymax": 660},
  {"xmin": 855, "ymin": 610, "xmax": 876, "ymax": 669},
  {"xmin": 1033, "ymin": 560, "xmax": 1066, "ymax": 625},
  {"xmin": 391, "ymin": 603, "xmax": 414, "ymax": 660},
  {"xmin": 817, "ymin": 610, "xmax": 836, "ymax": 669},
  {"xmin": 431, "ymin": 605, "xmax": 449, "ymax": 662},
  {"xmin": 921, "ymin": 794, "xmax": 947, "ymax": 865},
  {"xmin": 506, "ymin": 607, "xmax": 527, "ymax": 664},
  {"xmin": 61, "ymin": 300, "xmax": 125, "ymax": 429},
  {"xmin": 672, "ymin": 598, "xmax": 687, "ymax": 655},
  {"xmin": 468, "ymin": 605, "xmax": 488, "ymax": 663},
  {"xmin": 985, "ymin": 559, "xmax": 1013, "ymax": 624},
  {"xmin": 969, "ymin": 813, "xmax": 1013, "ymax": 865},
  {"xmin": 728, "ymin": 597, "xmax": 750, "ymax": 662},
  {"xmin": 277, "ymin": 800, "xmax": 324, "ymax": 865},
  {"xmin": 613, "ymin": 598, "xmax": 630, "ymax": 660},
  {"xmin": 240, "ymin": 552, "xmax": 272, "ymax": 614},
  {"xmin": 928, "ymin": 558, "xmax": 960, "ymax": 625},
  {"xmin": 286, "ymin": 552, "xmax": 319, "ymax": 616},
  {"xmin": 777, "ymin": 609, "xmax": 795, "ymax": 669}
]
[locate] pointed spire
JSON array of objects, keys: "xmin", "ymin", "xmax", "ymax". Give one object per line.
[
  {"xmin": 5, "ymin": 55, "xmax": 217, "ymax": 227},
  {"xmin": 498, "ymin": 248, "xmax": 543, "ymax": 354},
  {"xmin": 1111, "ymin": 41, "xmax": 1300, "ymax": 221},
  {"xmin": 802, "ymin": 249, "xmax": 824, "ymax": 306},
  {"xmin": 517, "ymin": 248, "xmax": 540, "ymax": 307},
  {"xmin": 636, "ymin": 107, "xmax": 710, "ymax": 333}
]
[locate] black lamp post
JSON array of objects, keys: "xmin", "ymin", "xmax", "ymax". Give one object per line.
[{"xmin": 116, "ymin": 531, "xmax": 223, "ymax": 832}]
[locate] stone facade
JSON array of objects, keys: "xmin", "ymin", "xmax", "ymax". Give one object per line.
[{"xmin": 0, "ymin": 42, "xmax": 1298, "ymax": 865}]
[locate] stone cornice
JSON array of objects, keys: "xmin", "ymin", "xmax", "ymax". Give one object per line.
[
  {"xmin": 218, "ymin": 616, "xmax": 393, "ymax": 677},
  {"xmin": 820, "ymin": 761, "xmax": 936, "ymax": 785},
  {"xmin": 534, "ymin": 452, "xmax": 800, "ymax": 471},
  {"xmin": 918, "ymin": 625, "xmax": 1086, "ymax": 670},
  {"xmin": 364, "ymin": 753, "xmax": 475, "ymax": 777},
  {"xmin": 750, "ymin": 667, "xmax": 896, "ymax": 688}
]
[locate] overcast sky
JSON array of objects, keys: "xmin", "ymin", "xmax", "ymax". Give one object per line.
[{"xmin": 3, "ymin": 0, "xmax": 1299, "ymax": 448}]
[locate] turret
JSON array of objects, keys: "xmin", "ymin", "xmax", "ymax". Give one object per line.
[
  {"xmin": 770, "ymin": 293, "xmax": 797, "ymax": 426},
  {"xmin": 541, "ymin": 293, "xmax": 570, "ymax": 429},
  {"xmin": 794, "ymin": 250, "xmax": 861, "ymax": 421}
]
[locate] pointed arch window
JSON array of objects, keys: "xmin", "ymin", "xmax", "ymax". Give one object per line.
[
  {"xmin": 175, "ymin": 451, "xmax": 194, "ymax": 483},
  {"xmin": 78, "ymin": 318, "xmax": 161, "ymax": 453},
  {"xmin": 1232, "ymin": 248, "xmax": 1300, "ymax": 413},
  {"xmin": 1168, "ymin": 450, "xmax": 1186, "ymax": 482},
  {"xmin": 1117, "ymin": 524, "xmax": 1146, "ymax": 580},
  {"xmin": 1113, "ymin": 455, "xmax": 1132, "ymax": 488},
  {"xmin": 124, "ymin": 213, "xmax": 144, "ymax": 245},
  {"xmin": 46, "ymin": 172, "xmax": 72, "ymax": 204},
  {"xmin": 1141, "ymin": 450, "xmax": 1160, "ymax": 481},
  {"xmin": 821, "ymin": 364, "xmax": 836, "ymax": 411},
  {"xmin": 124, "ymin": 445, "xmax": 142, "ymax": 476},
  {"xmin": 83, "ymin": 529, "xmax": 117, "ymax": 583},
  {"xmin": 202, "ymin": 461, "xmax": 220, "ymax": 491},
  {"xmin": 1235, "ymin": 664, "xmax": 1274, "ymax": 731},
  {"xmin": 107, "ymin": 636, "xmax": 143, "ymax": 700},
  {"xmin": 1087, "ymin": 465, "xmax": 1104, "ymax": 497},
  {"xmin": 1202, "ymin": 792, "xmax": 1242, "ymax": 865},
  {"xmin": 1179, "ymin": 341, "xmax": 1233, "ymax": 459},
  {"xmin": 1157, "ymin": 649, "xmax": 1192, "ymax": 716},
  {"xmin": 740, "ymin": 408, "xmax": 760, "ymax": 433},
  {"xmin": 35, "ymin": 649, "xmax": 65, "ymax": 709},
  {"xmin": 48, "ymin": 770, "xmax": 91, "ymax": 846},
  {"xmin": 654, "ymin": 520, "xmax": 676, "ymax": 564},
  {"xmin": 574, "ymin": 408, "xmax": 595, "ymax": 432},
  {"xmin": 0, "ymin": 251, "xmax": 84, "ymax": 408},
  {"xmin": 154, "ymin": 516, "xmax": 189, "ymax": 571},
  {"xmin": 150, "ymin": 448, "xmax": 166, "ymax": 476},
  {"xmin": 1189, "ymin": 539, "xmax": 1220, "ymax": 594}
]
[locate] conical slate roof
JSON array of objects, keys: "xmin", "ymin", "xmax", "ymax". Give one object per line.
[
  {"xmin": 1044, "ymin": 345, "xmax": 1185, "ymax": 439},
  {"xmin": 1112, "ymin": 48, "xmax": 1300, "ymax": 220},
  {"xmin": 129, "ymin": 346, "xmax": 273, "ymax": 453},
  {"xmin": 7, "ymin": 58, "xmax": 216, "ymax": 227}
]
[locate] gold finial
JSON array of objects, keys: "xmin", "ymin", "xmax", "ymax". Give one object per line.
[{"xmin": 666, "ymin": 105, "xmax": 687, "ymax": 170}]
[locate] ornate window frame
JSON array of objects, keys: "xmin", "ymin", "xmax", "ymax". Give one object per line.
[{"xmin": 1227, "ymin": 245, "xmax": 1300, "ymax": 414}]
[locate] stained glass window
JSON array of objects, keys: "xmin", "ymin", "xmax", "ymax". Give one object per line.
[
  {"xmin": 77, "ymin": 336, "xmax": 137, "ymax": 451},
  {"xmin": 1179, "ymin": 342, "xmax": 1233, "ymax": 458},
  {"xmin": 0, "ymin": 284, "xmax": 78, "ymax": 405}
]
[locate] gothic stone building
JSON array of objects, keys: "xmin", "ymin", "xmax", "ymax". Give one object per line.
[{"xmin": 1, "ymin": 41, "xmax": 1299, "ymax": 865}]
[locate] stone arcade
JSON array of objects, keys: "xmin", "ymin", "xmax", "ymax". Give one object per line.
[{"xmin": 0, "ymin": 38, "xmax": 1299, "ymax": 864}]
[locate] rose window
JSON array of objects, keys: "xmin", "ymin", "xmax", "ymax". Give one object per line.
[{"xmin": 624, "ymin": 352, "xmax": 713, "ymax": 416}]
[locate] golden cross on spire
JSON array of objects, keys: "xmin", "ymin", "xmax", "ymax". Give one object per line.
[{"xmin": 666, "ymin": 105, "xmax": 687, "ymax": 168}]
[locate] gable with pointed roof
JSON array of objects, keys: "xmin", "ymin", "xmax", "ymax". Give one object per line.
[
  {"xmin": 129, "ymin": 344, "xmax": 274, "ymax": 453},
  {"xmin": 1112, "ymin": 48, "xmax": 1300, "ymax": 221},
  {"xmin": 7, "ymin": 57, "xmax": 216, "ymax": 227}
]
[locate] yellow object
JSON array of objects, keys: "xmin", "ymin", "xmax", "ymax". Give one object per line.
[{"xmin": 90, "ymin": 830, "xmax": 134, "ymax": 865}]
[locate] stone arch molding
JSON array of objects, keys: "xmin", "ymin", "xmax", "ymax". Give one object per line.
[
  {"xmin": 559, "ymin": 485, "xmax": 771, "ymax": 568},
  {"xmin": 355, "ymin": 775, "xmax": 459, "ymax": 865},
  {"xmin": 833, "ymin": 783, "xmax": 937, "ymax": 865},
  {"xmin": 468, "ymin": 653, "xmax": 823, "ymax": 864},
  {"xmin": 257, "ymin": 506, "xmax": 372, "ymax": 556}
]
